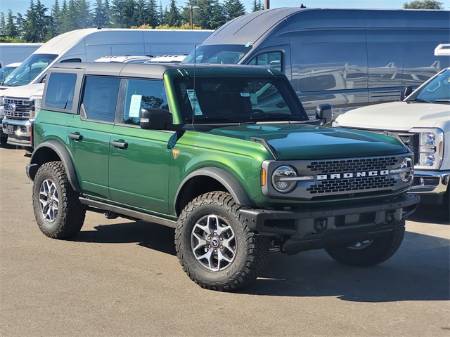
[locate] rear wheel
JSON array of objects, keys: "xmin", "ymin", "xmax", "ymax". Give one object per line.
[
  {"xmin": 32, "ymin": 161, "xmax": 86, "ymax": 239},
  {"xmin": 175, "ymin": 191, "xmax": 267, "ymax": 291},
  {"xmin": 325, "ymin": 224, "xmax": 405, "ymax": 267}
]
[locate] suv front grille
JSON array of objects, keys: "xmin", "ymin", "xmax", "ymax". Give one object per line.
[
  {"xmin": 306, "ymin": 156, "xmax": 401, "ymax": 195},
  {"xmin": 4, "ymin": 97, "xmax": 33, "ymax": 119}
]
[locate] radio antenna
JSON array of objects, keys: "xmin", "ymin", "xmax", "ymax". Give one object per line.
[{"xmin": 191, "ymin": 43, "xmax": 197, "ymax": 128}]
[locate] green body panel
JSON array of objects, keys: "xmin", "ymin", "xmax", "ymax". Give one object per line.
[{"xmin": 33, "ymin": 66, "xmax": 410, "ymax": 220}]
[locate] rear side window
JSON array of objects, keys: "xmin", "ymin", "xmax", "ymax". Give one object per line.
[
  {"xmin": 81, "ymin": 75, "xmax": 120, "ymax": 122},
  {"xmin": 122, "ymin": 79, "xmax": 169, "ymax": 125},
  {"xmin": 45, "ymin": 72, "xmax": 77, "ymax": 111}
]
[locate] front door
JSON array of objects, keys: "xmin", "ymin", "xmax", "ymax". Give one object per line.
[
  {"xmin": 108, "ymin": 78, "xmax": 173, "ymax": 215},
  {"xmin": 69, "ymin": 74, "xmax": 121, "ymax": 199}
]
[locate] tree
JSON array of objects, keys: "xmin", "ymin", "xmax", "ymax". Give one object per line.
[
  {"xmin": 0, "ymin": 12, "xmax": 5, "ymax": 35},
  {"xmin": 252, "ymin": 0, "xmax": 262, "ymax": 12},
  {"xmin": 194, "ymin": 0, "xmax": 225, "ymax": 29},
  {"xmin": 223, "ymin": 0, "xmax": 245, "ymax": 21},
  {"xmin": 165, "ymin": 0, "xmax": 182, "ymax": 26},
  {"xmin": 23, "ymin": 0, "xmax": 49, "ymax": 42},
  {"xmin": 5, "ymin": 11, "xmax": 18, "ymax": 37},
  {"xmin": 16, "ymin": 13, "xmax": 25, "ymax": 37},
  {"xmin": 147, "ymin": 0, "xmax": 160, "ymax": 27},
  {"xmin": 76, "ymin": 0, "xmax": 92, "ymax": 28},
  {"xmin": 49, "ymin": 0, "xmax": 61, "ymax": 36},
  {"xmin": 403, "ymin": 0, "xmax": 443, "ymax": 9}
]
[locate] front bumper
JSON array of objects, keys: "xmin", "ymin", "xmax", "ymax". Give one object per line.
[
  {"xmin": 410, "ymin": 170, "xmax": 449, "ymax": 195},
  {"xmin": 1, "ymin": 117, "xmax": 33, "ymax": 146},
  {"xmin": 239, "ymin": 193, "xmax": 419, "ymax": 254}
]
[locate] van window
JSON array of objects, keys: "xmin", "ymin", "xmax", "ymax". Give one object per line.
[
  {"xmin": 45, "ymin": 72, "xmax": 77, "ymax": 111},
  {"xmin": 81, "ymin": 75, "xmax": 120, "ymax": 122},
  {"xmin": 60, "ymin": 58, "xmax": 82, "ymax": 63},
  {"xmin": 122, "ymin": 79, "xmax": 169, "ymax": 125},
  {"xmin": 248, "ymin": 52, "xmax": 282, "ymax": 72}
]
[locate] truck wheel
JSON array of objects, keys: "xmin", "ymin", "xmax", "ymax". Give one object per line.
[
  {"xmin": 325, "ymin": 224, "xmax": 405, "ymax": 267},
  {"xmin": 0, "ymin": 133, "xmax": 7, "ymax": 145},
  {"xmin": 32, "ymin": 161, "xmax": 86, "ymax": 239},
  {"xmin": 175, "ymin": 191, "xmax": 266, "ymax": 291}
]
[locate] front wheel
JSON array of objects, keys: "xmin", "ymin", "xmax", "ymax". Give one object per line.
[
  {"xmin": 175, "ymin": 191, "xmax": 266, "ymax": 291},
  {"xmin": 325, "ymin": 224, "xmax": 405, "ymax": 267}
]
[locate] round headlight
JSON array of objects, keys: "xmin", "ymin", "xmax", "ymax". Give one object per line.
[
  {"xmin": 272, "ymin": 165, "xmax": 297, "ymax": 193},
  {"xmin": 399, "ymin": 157, "xmax": 413, "ymax": 182}
]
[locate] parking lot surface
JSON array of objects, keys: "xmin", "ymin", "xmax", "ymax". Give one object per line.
[{"xmin": 1, "ymin": 146, "xmax": 449, "ymax": 337}]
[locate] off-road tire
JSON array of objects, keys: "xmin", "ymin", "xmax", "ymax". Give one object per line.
[
  {"xmin": 325, "ymin": 224, "xmax": 405, "ymax": 267},
  {"xmin": 175, "ymin": 191, "xmax": 267, "ymax": 291},
  {"xmin": 32, "ymin": 161, "xmax": 86, "ymax": 239},
  {"xmin": 0, "ymin": 133, "xmax": 7, "ymax": 145}
]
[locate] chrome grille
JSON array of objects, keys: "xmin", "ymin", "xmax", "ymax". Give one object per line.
[
  {"xmin": 397, "ymin": 133, "xmax": 419, "ymax": 164},
  {"xmin": 4, "ymin": 97, "xmax": 33, "ymax": 119}
]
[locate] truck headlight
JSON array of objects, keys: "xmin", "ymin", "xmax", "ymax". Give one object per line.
[
  {"xmin": 411, "ymin": 128, "xmax": 444, "ymax": 170},
  {"xmin": 272, "ymin": 165, "xmax": 297, "ymax": 193}
]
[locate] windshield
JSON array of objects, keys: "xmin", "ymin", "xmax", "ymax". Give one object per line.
[
  {"xmin": 175, "ymin": 77, "xmax": 308, "ymax": 124},
  {"xmin": 0, "ymin": 66, "xmax": 17, "ymax": 85},
  {"xmin": 183, "ymin": 45, "xmax": 251, "ymax": 65},
  {"xmin": 409, "ymin": 69, "xmax": 450, "ymax": 103},
  {"xmin": 3, "ymin": 54, "xmax": 57, "ymax": 87}
]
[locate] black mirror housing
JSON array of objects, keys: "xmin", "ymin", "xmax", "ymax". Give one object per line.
[
  {"xmin": 316, "ymin": 104, "xmax": 333, "ymax": 125},
  {"xmin": 400, "ymin": 86, "xmax": 413, "ymax": 101},
  {"xmin": 140, "ymin": 108, "xmax": 172, "ymax": 130}
]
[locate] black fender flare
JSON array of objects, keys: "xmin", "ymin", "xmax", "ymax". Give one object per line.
[
  {"xmin": 174, "ymin": 167, "xmax": 252, "ymax": 210},
  {"xmin": 29, "ymin": 140, "xmax": 80, "ymax": 192}
]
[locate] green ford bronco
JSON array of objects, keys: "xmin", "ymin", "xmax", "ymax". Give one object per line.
[{"xmin": 27, "ymin": 63, "xmax": 418, "ymax": 291}]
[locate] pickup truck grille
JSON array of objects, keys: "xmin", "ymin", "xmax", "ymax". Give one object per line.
[
  {"xmin": 4, "ymin": 97, "xmax": 33, "ymax": 119},
  {"xmin": 396, "ymin": 133, "xmax": 419, "ymax": 164}
]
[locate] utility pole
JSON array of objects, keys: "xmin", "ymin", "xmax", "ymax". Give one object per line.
[
  {"xmin": 189, "ymin": 4, "xmax": 199, "ymax": 29},
  {"xmin": 264, "ymin": 0, "xmax": 270, "ymax": 9}
]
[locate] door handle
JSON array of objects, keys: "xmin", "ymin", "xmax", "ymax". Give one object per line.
[
  {"xmin": 112, "ymin": 139, "xmax": 128, "ymax": 149},
  {"xmin": 69, "ymin": 132, "xmax": 82, "ymax": 141}
]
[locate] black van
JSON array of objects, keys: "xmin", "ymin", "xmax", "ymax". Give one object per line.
[{"xmin": 184, "ymin": 8, "xmax": 450, "ymax": 117}]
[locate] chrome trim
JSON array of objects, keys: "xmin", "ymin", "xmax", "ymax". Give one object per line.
[{"xmin": 410, "ymin": 170, "xmax": 450, "ymax": 194}]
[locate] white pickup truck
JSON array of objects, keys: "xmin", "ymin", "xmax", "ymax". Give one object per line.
[{"xmin": 334, "ymin": 68, "xmax": 450, "ymax": 220}]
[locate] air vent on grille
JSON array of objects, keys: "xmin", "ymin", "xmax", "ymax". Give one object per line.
[{"xmin": 307, "ymin": 157, "xmax": 399, "ymax": 174}]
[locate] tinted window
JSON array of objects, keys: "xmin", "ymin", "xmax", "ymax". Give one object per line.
[
  {"xmin": 248, "ymin": 52, "xmax": 282, "ymax": 72},
  {"xmin": 82, "ymin": 76, "xmax": 120, "ymax": 122},
  {"xmin": 175, "ymin": 77, "xmax": 308, "ymax": 124},
  {"xmin": 122, "ymin": 79, "xmax": 169, "ymax": 125},
  {"xmin": 45, "ymin": 72, "xmax": 77, "ymax": 110},
  {"xmin": 412, "ymin": 69, "xmax": 450, "ymax": 103}
]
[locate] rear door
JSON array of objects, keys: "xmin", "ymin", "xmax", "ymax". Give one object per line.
[
  {"xmin": 68, "ymin": 75, "xmax": 120, "ymax": 199},
  {"xmin": 108, "ymin": 77, "xmax": 173, "ymax": 214}
]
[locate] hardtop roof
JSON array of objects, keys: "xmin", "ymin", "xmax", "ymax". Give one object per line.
[{"xmin": 50, "ymin": 62, "xmax": 284, "ymax": 79}]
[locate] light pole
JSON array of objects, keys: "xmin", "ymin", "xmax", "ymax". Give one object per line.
[
  {"xmin": 264, "ymin": 0, "xmax": 270, "ymax": 9},
  {"xmin": 189, "ymin": 5, "xmax": 199, "ymax": 29}
]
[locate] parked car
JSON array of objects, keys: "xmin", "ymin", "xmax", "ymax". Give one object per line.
[
  {"xmin": 334, "ymin": 68, "xmax": 450, "ymax": 220},
  {"xmin": 185, "ymin": 8, "xmax": 450, "ymax": 117},
  {"xmin": 26, "ymin": 62, "xmax": 418, "ymax": 291},
  {"xmin": 0, "ymin": 28, "xmax": 212, "ymax": 146}
]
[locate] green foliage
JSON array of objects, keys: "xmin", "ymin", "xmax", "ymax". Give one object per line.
[
  {"xmin": 403, "ymin": 0, "xmax": 443, "ymax": 9},
  {"xmin": 0, "ymin": 0, "xmax": 245, "ymax": 42}
]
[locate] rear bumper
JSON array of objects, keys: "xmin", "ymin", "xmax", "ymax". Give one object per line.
[{"xmin": 239, "ymin": 193, "xmax": 419, "ymax": 254}]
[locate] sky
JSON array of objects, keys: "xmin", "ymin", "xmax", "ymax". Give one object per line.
[{"xmin": 1, "ymin": 0, "xmax": 450, "ymax": 14}]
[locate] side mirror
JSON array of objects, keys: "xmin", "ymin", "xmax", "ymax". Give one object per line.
[
  {"xmin": 316, "ymin": 104, "xmax": 333, "ymax": 125},
  {"xmin": 400, "ymin": 86, "xmax": 413, "ymax": 101},
  {"xmin": 140, "ymin": 108, "xmax": 172, "ymax": 130}
]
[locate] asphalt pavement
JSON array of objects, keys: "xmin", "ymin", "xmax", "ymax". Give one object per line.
[{"xmin": 1, "ymin": 146, "xmax": 449, "ymax": 337}]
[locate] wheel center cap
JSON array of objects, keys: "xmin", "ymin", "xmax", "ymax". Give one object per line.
[{"xmin": 210, "ymin": 237, "xmax": 220, "ymax": 248}]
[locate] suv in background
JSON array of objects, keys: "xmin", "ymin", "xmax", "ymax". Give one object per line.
[
  {"xmin": 334, "ymin": 68, "xmax": 450, "ymax": 220},
  {"xmin": 27, "ymin": 63, "xmax": 418, "ymax": 291}
]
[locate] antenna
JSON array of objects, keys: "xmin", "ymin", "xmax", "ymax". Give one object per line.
[{"xmin": 191, "ymin": 43, "xmax": 197, "ymax": 128}]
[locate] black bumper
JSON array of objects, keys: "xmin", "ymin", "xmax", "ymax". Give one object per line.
[{"xmin": 238, "ymin": 193, "xmax": 419, "ymax": 254}]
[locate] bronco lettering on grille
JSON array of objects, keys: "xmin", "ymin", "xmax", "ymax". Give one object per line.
[{"xmin": 316, "ymin": 170, "xmax": 390, "ymax": 181}]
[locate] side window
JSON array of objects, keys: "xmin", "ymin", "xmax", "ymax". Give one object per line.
[
  {"xmin": 122, "ymin": 78, "xmax": 169, "ymax": 125},
  {"xmin": 248, "ymin": 52, "xmax": 282, "ymax": 72},
  {"xmin": 81, "ymin": 75, "xmax": 120, "ymax": 122},
  {"xmin": 45, "ymin": 72, "xmax": 77, "ymax": 111},
  {"xmin": 60, "ymin": 58, "xmax": 82, "ymax": 63}
]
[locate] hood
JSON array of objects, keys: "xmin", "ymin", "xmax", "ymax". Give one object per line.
[
  {"xmin": 0, "ymin": 83, "xmax": 44, "ymax": 99},
  {"xmin": 206, "ymin": 123, "xmax": 408, "ymax": 160},
  {"xmin": 336, "ymin": 101, "xmax": 450, "ymax": 131}
]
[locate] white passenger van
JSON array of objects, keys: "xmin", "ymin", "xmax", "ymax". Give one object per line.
[{"xmin": 0, "ymin": 28, "xmax": 212, "ymax": 146}]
